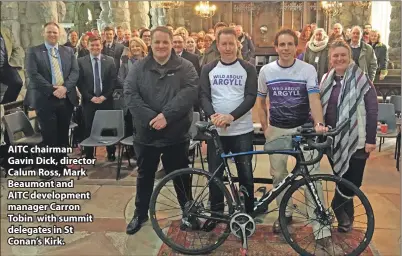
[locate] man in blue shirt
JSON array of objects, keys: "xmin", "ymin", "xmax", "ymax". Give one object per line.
[{"xmin": 26, "ymin": 22, "xmax": 79, "ymax": 178}]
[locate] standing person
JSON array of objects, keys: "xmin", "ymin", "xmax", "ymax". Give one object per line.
[
  {"xmin": 303, "ymin": 28, "xmax": 330, "ymax": 81},
  {"xmin": 124, "ymin": 26, "xmax": 199, "ymax": 235},
  {"xmin": 173, "ymin": 33, "xmax": 201, "ymax": 75},
  {"xmin": 320, "ymin": 39, "xmax": 378, "ymax": 233},
  {"xmin": 102, "ymin": 26, "xmax": 125, "ymax": 75},
  {"xmin": 140, "ymin": 29, "xmax": 151, "ymax": 48},
  {"xmin": 257, "ymin": 28, "xmax": 332, "ymax": 248},
  {"xmin": 76, "ymin": 34, "xmax": 90, "ymax": 58},
  {"xmin": 235, "ymin": 25, "xmax": 255, "ymax": 61},
  {"xmin": 77, "ymin": 36, "xmax": 117, "ymax": 160},
  {"xmin": 0, "ymin": 25, "xmax": 25, "ymax": 104},
  {"xmin": 64, "ymin": 30, "xmax": 79, "ymax": 53},
  {"xmin": 199, "ymin": 28, "xmax": 257, "ymax": 228},
  {"xmin": 25, "ymin": 22, "xmax": 79, "ymax": 177},
  {"xmin": 118, "ymin": 37, "xmax": 148, "ymax": 160},
  {"xmin": 369, "ymin": 30, "xmax": 388, "ymax": 81},
  {"xmin": 348, "ymin": 26, "xmax": 378, "ymax": 81}
]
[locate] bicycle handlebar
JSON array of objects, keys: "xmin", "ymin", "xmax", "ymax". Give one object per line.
[{"xmin": 293, "ymin": 119, "xmax": 350, "ymax": 150}]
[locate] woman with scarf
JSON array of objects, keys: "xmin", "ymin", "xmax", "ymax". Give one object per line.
[
  {"xmin": 303, "ymin": 28, "xmax": 329, "ymax": 81},
  {"xmin": 320, "ymin": 39, "xmax": 378, "ymax": 233},
  {"xmin": 118, "ymin": 37, "xmax": 148, "ymax": 161}
]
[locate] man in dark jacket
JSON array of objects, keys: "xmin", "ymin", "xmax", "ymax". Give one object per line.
[{"xmin": 124, "ymin": 26, "xmax": 199, "ymax": 235}]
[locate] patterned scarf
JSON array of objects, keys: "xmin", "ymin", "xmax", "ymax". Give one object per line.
[{"xmin": 320, "ymin": 62, "xmax": 371, "ymax": 177}]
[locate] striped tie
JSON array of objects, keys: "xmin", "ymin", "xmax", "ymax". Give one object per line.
[{"xmin": 50, "ymin": 47, "xmax": 64, "ymax": 86}]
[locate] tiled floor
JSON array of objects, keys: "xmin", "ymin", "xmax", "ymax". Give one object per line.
[{"xmin": 1, "ymin": 139, "xmax": 400, "ymax": 256}]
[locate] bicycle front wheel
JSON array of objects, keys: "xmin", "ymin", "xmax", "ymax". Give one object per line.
[
  {"xmin": 279, "ymin": 174, "xmax": 374, "ymax": 256},
  {"xmin": 149, "ymin": 168, "xmax": 234, "ymax": 255}
]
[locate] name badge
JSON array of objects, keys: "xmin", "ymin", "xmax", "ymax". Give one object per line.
[
  {"xmin": 314, "ymin": 56, "xmax": 319, "ymax": 63},
  {"xmin": 167, "ymin": 73, "xmax": 174, "ymax": 77}
]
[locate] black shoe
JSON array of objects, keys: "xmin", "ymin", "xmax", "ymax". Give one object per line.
[
  {"xmin": 273, "ymin": 216, "xmax": 292, "ymax": 234},
  {"xmin": 108, "ymin": 154, "xmax": 116, "ymax": 162},
  {"xmin": 126, "ymin": 215, "xmax": 149, "ymax": 235}
]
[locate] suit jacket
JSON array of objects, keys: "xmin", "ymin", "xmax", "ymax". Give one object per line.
[
  {"xmin": 101, "ymin": 41, "xmax": 124, "ymax": 74},
  {"xmin": 25, "ymin": 44, "xmax": 79, "ymax": 109},
  {"xmin": 77, "ymin": 54, "xmax": 117, "ymax": 108},
  {"xmin": 181, "ymin": 50, "xmax": 201, "ymax": 76},
  {"xmin": 1, "ymin": 25, "xmax": 26, "ymax": 101}
]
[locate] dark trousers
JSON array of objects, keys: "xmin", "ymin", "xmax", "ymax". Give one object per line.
[
  {"xmin": 83, "ymin": 102, "xmax": 115, "ymax": 157},
  {"xmin": 329, "ymin": 148, "xmax": 368, "ymax": 197},
  {"xmin": 134, "ymin": 141, "xmax": 191, "ymax": 217},
  {"xmin": 36, "ymin": 99, "xmax": 74, "ymax": 169},
  {"xmin": 124, "ymin": 110, "xmax": 135, "ymax": 156},
  {"xmin": 207, "ymin": 132, "xmax": 254, "ymax": 214},
  {"xmin": 0, "ymin": 64, "xmax": 23, "ymax": 104}
]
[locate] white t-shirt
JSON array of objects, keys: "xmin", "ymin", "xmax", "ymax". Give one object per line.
[{"xmin": 200, "ymin": 59, "xmax": 258, "ymax": 136}]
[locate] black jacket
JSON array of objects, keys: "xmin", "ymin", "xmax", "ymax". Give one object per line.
[
  {"xmin": 124, "ymin": 49, "xmax": 199, "ymax": 147},
  {"xmin": 181, "ymin": 50, "xmax": 201, "ymax": 76},
  {"xmin": 101, "ymin": 41, "xmax": 125, "ymax": 75}
]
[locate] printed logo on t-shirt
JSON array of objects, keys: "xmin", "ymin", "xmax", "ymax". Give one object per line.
[{"xmin": 212, "ymin": 74, "xmax": 244, "ymax": 86}]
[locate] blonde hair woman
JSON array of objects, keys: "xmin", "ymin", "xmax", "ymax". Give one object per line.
[
  {"xmin": 118, "ymin": 37, "xmax": 148, "ymax": 87},
  {"xmin": 320, "ymin": 39, "xmax": 378, "ymax": 233},
  {"xmin": 174, "ymin": 26, "xmax": 189, "ymax": 40},
  {"xmin": 76, "ymin": 34, "xmax": 89, "ymax": 58}
]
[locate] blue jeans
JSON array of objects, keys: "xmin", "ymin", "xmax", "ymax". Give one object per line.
[{"xmin": 207, "ymin": 131, "xmax": 254, "ymax": 214}]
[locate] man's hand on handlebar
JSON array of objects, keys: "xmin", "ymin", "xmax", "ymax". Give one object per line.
[
  {"xmin": 211, "ymin": 113, "xmax": 233, "ymax": 128},
  {"xmin": 314, "ymin": 122, "xmax": 329, "ymax": 133}
]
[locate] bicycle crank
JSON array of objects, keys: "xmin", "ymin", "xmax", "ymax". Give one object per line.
[{"xmin": 230, "ymin": 213, "xmax": 256, "ymax": 238}]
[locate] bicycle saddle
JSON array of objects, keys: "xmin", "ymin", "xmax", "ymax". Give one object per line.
[
  {"xmin": 195, "ymin": 121, "xmax": 211, "ymax": 133},
  {"xmin": 264, "ymin": 136, "xmax": 294, "ymax": 151}
]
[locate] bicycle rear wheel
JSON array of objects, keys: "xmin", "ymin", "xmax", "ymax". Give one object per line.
[
  {"xmin": 149, "ymin": 168, "xmax": 234, "ymax": 255},
  {"xmin": 279, "ymin": 174, "xmax": 374, "ymax": 256}
]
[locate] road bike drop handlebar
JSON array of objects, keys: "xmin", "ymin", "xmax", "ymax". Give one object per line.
[
  {"xmin": 293, "ymin": 119, "xmax": 350, "ymax": 166},
  {"xmin": 294, "ymin": 119, "xmax": 351, "ymax": 150}
]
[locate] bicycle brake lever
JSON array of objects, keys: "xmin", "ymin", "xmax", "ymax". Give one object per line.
[{"xmin": 240, "ymin": 185, "xmax": 249, "ymax": 198}]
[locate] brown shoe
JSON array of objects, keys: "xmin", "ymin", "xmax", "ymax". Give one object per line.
[{"xmin": 273, "ymin": 216, "xmax": 292, "ymax": 233}]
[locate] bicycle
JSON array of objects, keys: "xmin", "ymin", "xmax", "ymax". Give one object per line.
[{"xmin": 149, "ymin": 119, "xmax": 375, "ymax": 256}]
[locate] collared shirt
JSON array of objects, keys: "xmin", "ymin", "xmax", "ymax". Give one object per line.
[
  {"xmin": 90, "ymin": 53, "xmax": 103, "ymax": 92},
  {"xmin": 45, "ymin": 42, "xmax": 64, "ymax": 85},
  {"xmin": 350, "ymin": 41, "xmax": 361, "ymax": 49}
]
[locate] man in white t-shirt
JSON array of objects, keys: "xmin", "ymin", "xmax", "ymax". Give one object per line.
[
  {"xmin": 257, "ymin": 28, "xmax": 333, "ymax": 250},
  {"xmin": 200, "ymin": 27, "xmax": 257, "ymax": 230}
]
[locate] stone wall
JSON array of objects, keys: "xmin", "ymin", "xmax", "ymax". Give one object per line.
[
  {"xmin": 333, "ymin": 2, "xmax": 371, "ymax": 29},
  {"xmin": 129, "ymin": 2, "xmax": 150, "ymax": 29},
  {"xmin": 388, "ymin": 1, "xmax": 401, "ymax": 68}
]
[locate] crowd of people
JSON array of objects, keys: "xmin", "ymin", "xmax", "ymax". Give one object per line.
[{"xmin": 1, "ymin": 19, "xmax": 383, "ymax": 253}]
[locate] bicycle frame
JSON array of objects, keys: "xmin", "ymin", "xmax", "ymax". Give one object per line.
[{"xmin": 196, "ymin": 129, "xmax": 328, "ymax": 222}]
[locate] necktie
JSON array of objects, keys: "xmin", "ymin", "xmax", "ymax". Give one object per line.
[
  {"xmin": 50, "ymin": 47, "xmax": 64, "ymax": 86},
  {"xmin": 94, "ymin": 57, "xmax": 101, "ymax": 96}
]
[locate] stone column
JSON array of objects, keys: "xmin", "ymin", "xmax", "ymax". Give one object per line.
[
  {"xmin": 129, "ymin": 1, "xmax": 150, "ymax": 29},
  {"xmin": 388, "ymin": 1, "xmax": 401, "ymax": 68},
  {"xmin": 108, "ymin": 1, "xmax": 131, "ymax": 30},
  {"xmin": 98, "ymin": 1, "xmax": 111, "ymax": 31},
  {"xmin": 18, "ymin": 1, "xmax": 67, "ymax": 48},
  {"xmin": 150, "ymin": 2, "xmax": 167, "ymax": 28}
]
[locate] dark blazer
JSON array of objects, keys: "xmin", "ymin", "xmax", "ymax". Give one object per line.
[
  {"xmin": 25, "ymin": 44, "xmax": 79, "ymax": 109},
  {"xmin": 181, "ymin": 50, "xmax": 201, "ymax": 76},
  {"xmin": 77, "ymin": 54, "xmax": 117, "ymax": 108},
  {"xmin": 101, "ymin": 41, "xmax": 124, "ymax": 75}
]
